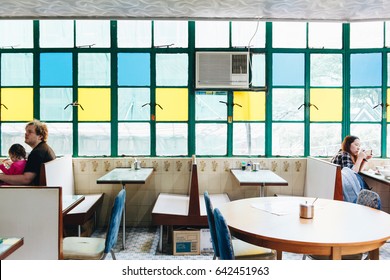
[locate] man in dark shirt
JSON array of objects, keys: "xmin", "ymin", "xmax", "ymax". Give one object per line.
[{"xmin": 0, "ymin": 120, "xmax": 56, "ymax": 185}]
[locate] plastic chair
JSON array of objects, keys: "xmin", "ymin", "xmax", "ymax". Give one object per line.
[
  {"xmin": 206, "ymin": 192, "xmax": 275, "ymax": 260},
  {"xmin": 63, "ymin": 189, "xmax": 126, "ymax": 260}
]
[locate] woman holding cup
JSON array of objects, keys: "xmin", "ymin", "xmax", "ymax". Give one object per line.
[{"xmin": 331, "ymin": 135, "xmax": 372, "ymax": 191}]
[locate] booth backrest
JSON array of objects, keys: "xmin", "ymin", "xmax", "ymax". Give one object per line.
[
  {"xmin": 0, "ymin": 187, "xmax": 62, "ymax": 259},
  {"xmin": 304, "ymin": 157, "xmax": 343, "ymax": 200},
  {"xmin": 188, "ymin": 157, "xmax": 200, "ymax": 217},
  {"xmin": 40, "ymin": 155, "xmax": 74, "ymax": 195}
]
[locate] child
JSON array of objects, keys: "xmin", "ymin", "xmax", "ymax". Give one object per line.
[{"xmin": 0, "ymin": 144, "xmax": 27, "ymax": 175}]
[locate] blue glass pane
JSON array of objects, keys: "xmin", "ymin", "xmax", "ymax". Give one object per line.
[
  {"xmin": 118, "ymin": 53, "xmax": 150, "ymax": 86},
  {"xmin": 272, "ymin": 53, "xmax": 304, "ymax": 86},
  {"xmin": 351, "ymin": 53, "xmax": 382, "ymax": 86},
  {"xmin": 40, "ymin": 53, "xmax": 72, "ymax": 86}
]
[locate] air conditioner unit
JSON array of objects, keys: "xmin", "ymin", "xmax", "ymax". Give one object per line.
[{"xmin": 196, "ymin": 52, "xmax": 249, "ymax": 89}]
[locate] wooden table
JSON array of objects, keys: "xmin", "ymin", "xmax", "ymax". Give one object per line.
[
  {"xmin": 0, "ymin": 237, "xmax": 24, "ymax": 260},
  {"xmin": 218, "ymin": 196, "xmax": 390, "ymax": 260},
  {"xmin": 230, "ymin": 169, "xmax": 288, "ymax": 197},
  {"xmin": 360, "ymin": 171, "xmax": 390, "ymax": 186},
  {"xmin": 97, "ymin": 167, "xmax": 153, "ymax": 249},
  {"xmin": 62, "ymin": 195, "xmax": 85, "ymax": 215}
]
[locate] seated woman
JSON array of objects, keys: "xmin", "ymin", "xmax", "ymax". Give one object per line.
[
  {"xmin": 331, "ymin": 135, "xmax": 372, "ymax": 200},
  {"xmin": 331, "ymin": 135, "xmax": 372, "ymax": 172}
]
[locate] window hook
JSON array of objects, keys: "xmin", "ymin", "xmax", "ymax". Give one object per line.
[
  {"xmin": 64, "ymin": 101, "xmax": 84, "ymax": 110},
  {"xmin": 0, "ymin": 103, "xmax": 8, "ymax": 110}
]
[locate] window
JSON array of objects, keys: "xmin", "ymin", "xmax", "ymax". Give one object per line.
[{"xmin": 0, "ymin": 20, "xmax": 390, "ymax": 158}]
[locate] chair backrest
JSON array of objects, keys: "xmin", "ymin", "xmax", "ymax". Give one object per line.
[
  {"xmin": 341, "ymin": 167, "xmax": 361, "ymax": 203},
  {"xmin": 104, "ymin": 189, "xmax": 126, "ymax": 253},
  {"xmin": 357, "ymin": 189, "xmax": 381, "ymax": 210},
  {"xmin": 213, "ymin": 208, "xmax": 235, "ymax": 260},
  {"xmin": 204, "ymin": 191, "xmax": 219, "ymax": 258}
]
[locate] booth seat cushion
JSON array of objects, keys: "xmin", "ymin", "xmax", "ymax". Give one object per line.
[
  {"xmin": 232, "ymin": 239, "xmax": 276, "ymax": 260},
  {"xmin": 63, "ymin": 237, "xmax": 105, "ymax": 260}
]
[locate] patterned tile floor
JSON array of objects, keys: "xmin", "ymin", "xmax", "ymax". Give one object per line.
[{"xmin": 92, "ymin": 227, "xmax": 390, "ymax": 260}]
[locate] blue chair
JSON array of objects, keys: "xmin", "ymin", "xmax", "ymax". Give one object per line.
[
  {"xmin": 205, "ymin": 191, "xmax": 275, "ymax": 260},
  {"xmin": 63, "ymin": 189, "xmax": 126, "ymax": 260}
]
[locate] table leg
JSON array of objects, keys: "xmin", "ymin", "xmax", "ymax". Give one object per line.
[
  {"xmin": 260, "ymin": 183, "xmax": 265, "ymax": 197},
  {"xmin": 158, "ymin": 225, "xmax": 163, "ymax": 252},
  {"xmin": 122, "ymin": 184, "xmax": 126, "ymax": 250},
  {"xmin": 369, "ymin": 248, "xmax": 380, "ymax": 260},
  {"xmin": 330, "ymin": 247, "xmax": 342, "ymax": 260},
  {"xmin": 276, "ymin": 250, "xmax": 282, "ymax": 260}
]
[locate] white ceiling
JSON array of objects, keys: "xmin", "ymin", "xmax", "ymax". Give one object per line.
[{"xmin": 0, "ymin": 0, "xmax": 388, "ymax": 22}]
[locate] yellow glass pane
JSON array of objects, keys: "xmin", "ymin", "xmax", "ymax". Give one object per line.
[
  {"xmin": 78, "ymin": 88, "xmax": 111, "ymax": 121},
  {"xmin": 1, "ymin": 88, "xmax": 33, "ymax": 121},
  {"xmin": 156, "ymin": 88, "xmax": 188, "ymax": 121},
  {"xmin": 310, "ymin": 88, "xmax": 342, "ymax": 121},
  {"xmin": 233, "ymin": 91, "xmax": 265, "ymax": 121}
]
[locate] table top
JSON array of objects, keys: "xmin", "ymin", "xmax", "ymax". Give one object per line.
[
  {"xmin": 218, "ymin": 196, "xmax": 390, "ymax": 258},
  {"xmin": 96, "ymin": 167, "xmax": 154, "ymax": 185},
  {"xmin": 62, "ymin": 195, "xmax": 85, "ymax": 215},
  {"xmin": 360, "ymin": 170, "xmax": 390, "ymax": 186},
  {"xmin": 0, "ymin": 237, "xmax": 24, "ymax": 260},
  {"xmin": 230, "ymin": 169, "xmax": 288, "ymax": 186}
]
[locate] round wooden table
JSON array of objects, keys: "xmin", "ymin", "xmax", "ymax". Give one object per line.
[{"xmin": 218, "ymin": 196, "xmax": 390, "ymax": 260}]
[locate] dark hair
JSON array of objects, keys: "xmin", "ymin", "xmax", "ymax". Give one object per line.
[
  {"xmin": 9, "ymin": 143, "xmax": 26, "ymax": 160},
  {"xmin": 341, "ymin": 135, "xmax": 359, "ymax": 163},
  {"xmin": 26, "ymin": 119, "xmax": 49, "ymax": 142}
]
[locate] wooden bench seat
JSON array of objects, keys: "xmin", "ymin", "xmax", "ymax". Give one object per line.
[
  {"xmin": 151, "ymin": 156, "xmax": 230, "ymax": 251},
  {"xmin": 63, "ymin": 193, "xmax": 104, "ymax": 236},
  {"xmin": 40, "ymin": 155, "xmax": 104, "ymax": 237}
]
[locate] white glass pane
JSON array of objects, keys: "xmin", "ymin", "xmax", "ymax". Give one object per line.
[
  {"xmin": 385, "ymin": 22, "xmax": 390, "ymax": 47},
  {"xmin": 118, "ymin": 88, "xmax": 150, "ymax": 121},
  {"xmin": 46, "ymin": 123, "xmax": 73, "ymax": 156},
  {"xmin": 308, "ymin": 22, "xmax": 342, "ymax": 49},
  {"xmin": 196, "ymin": 123, "xmax": 227, "ymax": 155},
  {"xmin": 273, "ymin": 89, "xmax": 304, "ymax": 121},
  {"xmin": 252, "ymin": 54, "xmax": 265, "ymax": 87},
  {"xmin": 117, "ymin": 20, "xmax": 151, "ymax": 48},
  {"xmin": 156, "ymin": 123, "xmax": 187, "ymax": 156},
  {"xmin": 0, "ymin": 20, "xmax": 33, "ymax": 49},
  {"xmin": 232, "ymin": 21, "xmax": 265, "ymax": 48},
  {"xmin": 40, "ymin": 20, "xmax": 74, "ymax": 48},
  {"xmin": 76, "ymin": 20, "xmax": 110, "ymax": 48},
  {"xmin": 154, "ymin": 21, "xmax": 187, "ymax": 48},
  {"xmin": 1, "ymin": 123, "xmax": 31, "ymax": 156},
  {"xmin": 272, "ymin": 22, "xmax": 306, "ymax": 48},
  {"xmin": 233, "ymin": 123, "xmax": 265, "ymax": 156},
  {"xmin": 118, "ymin": 123, "xmax": 150, "ymax": 156},
  {"xmin": 156, "ymin": 54, "xmax": 188, "ymax": 86},
  {"xmin": 40, "ymin": 88, "xmax": 73, "ymax": 121},
  {"xmin": 350, "ymin": 89, "xmax": 381, "ymax": 122},
  {"xmin": 195, "ymin": 21, "xmax": 229, "ymax": 48},
  {"xmin": 350, "ymin": 124, "xmax": 381, "ymax": 157},
  {"xmin": 78, "ymin": 53, "xmax": 111, "ymax": 86},
  {"xmin": 311, "ymin": 54, "xmax": 342, "ymax": 86},
  {"xmin": 350, "ymin": 22, "xmax": 384, "ymax": 48},
  {"xmin": 78, "ymin": 123, "xmax": 111, "ymax": 156},
  {"xmin": 1, "ymin": 53, "xmax": 33, "ymax": 86},
  {"xmin": 195, "ymin": 91, "xmax": 227, "ymax": 120},
  {"xmin": 272, "ymin": 123, "xmax": 304, "ymax": 156},
  {"xmin": 310, "ymin": 123, "xmax": 341, "ymax": 156}
]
